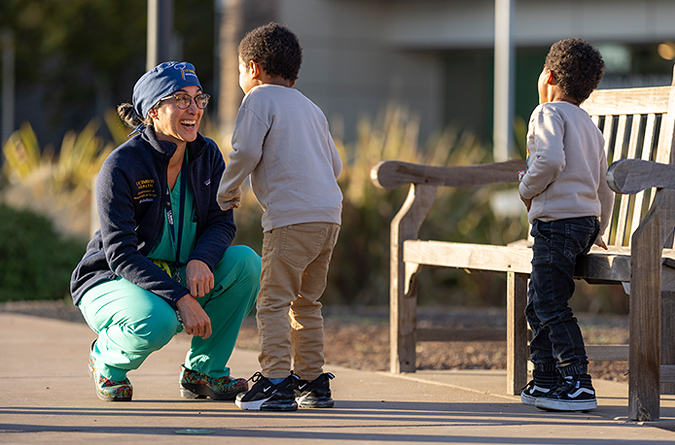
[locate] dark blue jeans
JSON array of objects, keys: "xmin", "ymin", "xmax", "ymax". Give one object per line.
[{"xmin": 525, "ymin": 217, "xmax": 600, "ymax": 377}]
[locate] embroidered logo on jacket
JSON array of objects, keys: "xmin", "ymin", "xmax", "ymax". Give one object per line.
[{"xmin": 134, "ymin": 179, "xmax": 157, "ymax": 203}]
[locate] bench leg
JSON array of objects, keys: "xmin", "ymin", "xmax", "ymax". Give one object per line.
[
  {"xmin": 662, "ymin": 291, "xmax": 675, "ymax": 394},
  {"xmin": 629, "ymin": 215, "xmax": 663, "ymax": 421},
  {"xmin": 390, "ymin": 248, "xmax": 420, "ymax": 374},
  {"xmin": 506, "ymin": 271, "xmax": 528, "ymax": 395},
  {"xmin": 390, "ymin": 273, "xmax": 418, "ymax": 373},
  {"xmin": 389, "ymin": 184, "xmax": 437, "ymax": 373}
]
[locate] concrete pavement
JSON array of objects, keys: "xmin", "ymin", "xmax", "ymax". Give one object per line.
[{"xmin": 1, "ymin": 312, "xmax": 675, "ymax": 444}]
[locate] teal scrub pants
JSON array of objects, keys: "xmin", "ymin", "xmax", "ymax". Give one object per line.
[{"xmin": 79, "ymin": 245, "xmax": 260, "ymax": 381}]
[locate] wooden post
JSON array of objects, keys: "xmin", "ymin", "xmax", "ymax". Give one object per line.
[
  {"xmin": 661, "ymin": 290, "xmax": 675, "ymax": 394},
  {"xmin": 506, "ymin": 271, "xmax": 528, "ymax": 394},
  {"xmin": 390, "ymin": 184, "xmax": 436, "ymax": 373},
  {"xmin": 629, "ymin": 188, "xmax": 675, "ymax": 420}
]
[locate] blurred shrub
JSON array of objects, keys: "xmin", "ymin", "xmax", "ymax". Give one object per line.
[
  {"xmin": 1, "ymin": 114, "xmax": 117, "ymax": 239},
  {"xmin": 0, "ymin": 107, "xmax": 626, "ymax": 312},
  {"xmin": 0, "ymin": 203, "xmax": 85, "ymax": 301},
  {"xmin": 331, "ymin": 107, "xmax": 527, "ymax": 307},
  {"xmin": 0, "ymin": 115, "xmax": 118, "ymax": 302}
]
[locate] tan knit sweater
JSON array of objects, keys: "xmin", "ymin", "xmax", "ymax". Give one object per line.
[{"xmin": 519, "ymin": 101, "xmax": 614, "ymax": 239}]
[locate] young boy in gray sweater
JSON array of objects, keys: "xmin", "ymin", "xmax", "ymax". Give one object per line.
[
  {"xmin": 518, "ymin": 38, "xmax": 614, "ymax": 412},
  {"xmin": 217, "ymin": 22, "xmax": 343, "ymax": 411}
]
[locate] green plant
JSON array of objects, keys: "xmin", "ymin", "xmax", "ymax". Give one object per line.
[
  {"xmin": 0, "ymin": 204, "xmax": 85, "ymax": 301},
  {"xmin": 0, "ymin": 115, "xmax": 119, "ymax": 302},
  {"xmin": 330, "ymin": 106, "xmax": 528, "ymax": 306},
  {"xmin": 52, "ymin": 119, "xmax": 114, "ymax": 192},
  {"xmin": 1, "ymin": 115, "xmax": 115, "ymax": 240},
  {"xmin": 2, "ymin": 117, "xmax": 114, "ymax": 193},
  {"xmin": 1, "ymin": 123, "xmax": 44, "ymax": 183}
]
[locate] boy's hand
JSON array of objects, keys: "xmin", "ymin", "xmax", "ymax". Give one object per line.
[
  {"xmin": 217, "ymin": 187, "xmax": 242, "ymax": 211},
  {"xmin": 519, "ymin": 193, "xmax": 531, "ymax": 211},
  {"xmin": 595, "ymin": 237, "xmax": 608, "ymax": 250},
  {"xmin": 220, "ymin": 200, "xmax": 240, "ymax": 210}
]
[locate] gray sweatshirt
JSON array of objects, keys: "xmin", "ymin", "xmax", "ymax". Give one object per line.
[
  {"xmin": 519, "ymin": 101, "xmax": 614, "ymax": 238},
  {"xmin": 217, "ymin": 84, "xmax": 343, "ymax": 232}
]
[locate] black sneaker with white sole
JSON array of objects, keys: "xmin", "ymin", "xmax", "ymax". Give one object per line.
[
  {"xmin": 235, "ymin": 372, "xmax": 298, "ymax": 411},
  {"xmin": 535, "ymin": 373, "xmax": 597, "ymax": 411},
  {"xmin": 520, "ymin": 370, "xmax": 559, "ymax": 406},
  {"xmin": 294, "ymin": 372, "xmax": 335, "ymax": 408}
]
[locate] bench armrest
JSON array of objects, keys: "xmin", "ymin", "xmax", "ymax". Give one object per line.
[
  {"xmin": 607, "ymin": 159, "xmax": 675, "ymax": 194},
  {"xmin": 370, "ymin": 159, "xmax": 527, "ymax": 190}
]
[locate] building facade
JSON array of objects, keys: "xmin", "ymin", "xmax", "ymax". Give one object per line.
[{"xmin": 216, "ymin": 0, "xmax": 675, "ymax": 146}]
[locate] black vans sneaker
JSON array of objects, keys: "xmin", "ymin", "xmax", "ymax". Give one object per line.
[
  {"xmin": 235, "ymin": 372, "xmax": 298, "ymax": 411},
  {"xmin": 520, "ymin": 370, "xmax": 559, "ymax": 406},
  {"xmin": 295, "ymin": 372, "xmax": 335, "ymax": 408},
  {"xmin": 535, "ymin": 373, "xmax": 597, "ymax": 411}
]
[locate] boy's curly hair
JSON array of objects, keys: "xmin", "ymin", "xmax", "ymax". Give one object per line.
[
  {"xmin": 238, "ymin": 22, "xmax": 302, "ymax": 81},
  {"xmin": 545, "ymin": 38, "xmax": 605, "ymax": 104}
]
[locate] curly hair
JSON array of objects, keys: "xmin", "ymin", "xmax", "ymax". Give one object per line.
[
  {"xmin": 544, "ymin": 38, "xmax": 605, "ymax": 104},
  {"xmin": 238, "ymin": 22, "xmax": 302, "ymax": 81}
]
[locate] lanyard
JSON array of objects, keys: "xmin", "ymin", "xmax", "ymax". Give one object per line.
[{"xmin": 165, "ymin": 154, "xmax": 187, "ymax": 283}]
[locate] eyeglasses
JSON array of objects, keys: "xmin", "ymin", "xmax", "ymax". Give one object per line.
[{"xmin": 160, "ymin": 93, "xmax": 210, "ymax": 110}]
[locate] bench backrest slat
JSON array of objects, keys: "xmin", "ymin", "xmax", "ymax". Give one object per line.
[
  {"xmin": 581, "ymin": 85, "xmax": 674, "ymax": 248},
  {"xmin": 630, "ymin": 113, "xmax": 658, "ymax": 237}
]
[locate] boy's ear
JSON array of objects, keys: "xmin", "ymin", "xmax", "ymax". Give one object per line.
[
  {"xmin": 544, "ymin": 69, "xmax": 557, "ymax": 86},
  {"xmin": 249, "ymin": 61, "xmax": 261, "ymax": 79}
]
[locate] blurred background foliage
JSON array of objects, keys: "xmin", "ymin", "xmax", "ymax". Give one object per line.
[
  {"xmin": 0, "ymin": 0, "xmax": 215, "ymax": 142},
  {"xmin": 0, "ymin": 104, "xmax": 627, "ymax": 313},
  {"xmin": 0, "ymin": 203, "xmax": 84, "ymax": 301}
]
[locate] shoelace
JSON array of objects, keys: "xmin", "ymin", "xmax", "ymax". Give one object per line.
[
  {"xmin": 247, "ymin": 371, "xmax": 264, "ymax": 383},
  {"xmin": 551, "ymin": 377, "xmax": 577, "ymax": 396}
]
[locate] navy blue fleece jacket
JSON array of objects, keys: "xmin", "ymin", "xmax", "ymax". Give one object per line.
[{"xmin": 70, "ymin": 126, "xmax": 236, "ymax": 308}]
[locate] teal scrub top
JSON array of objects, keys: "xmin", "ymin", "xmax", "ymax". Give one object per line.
[{"xmin": 147, "ymin": 166, "xmax": 198, "ymax": 273}]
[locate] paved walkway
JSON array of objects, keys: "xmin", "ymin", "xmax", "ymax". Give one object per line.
[{"xmin": 2, "ymin": 312, "xmax": 675, "ymax": 444}]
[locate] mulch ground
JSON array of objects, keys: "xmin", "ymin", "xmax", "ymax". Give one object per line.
[{"xmin": 1, "ymin": 300, "xmax": 629, "ymax": 383}]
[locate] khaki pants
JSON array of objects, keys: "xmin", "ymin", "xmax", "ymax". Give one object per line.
[{"xmin": 256, "ymin": 222, "xmax": 340, "ymax": 380}]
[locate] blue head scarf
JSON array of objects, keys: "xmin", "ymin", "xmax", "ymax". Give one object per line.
[{"xmin": 132, "ymin": 61, "xmax": 202, "ymax": 119}]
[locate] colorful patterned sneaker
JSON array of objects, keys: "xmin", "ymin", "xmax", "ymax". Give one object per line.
[
  {"xmin": 235, "ymin": 372, "xmax": 298, "ymax": 411},
  {"xmin": 179, "ymin": 365, "xmax": 247, "ymax": 400},
  {"xmin": 294, "ymin": 372, "xmax": 335, "ymax": 408},
  {"xmin": 535, "ymin": 373, "xmax": 597, "ymax": 411},
  {"xmin": 88, "ymin": 353, "xmax": 132, "ymax": 402},
  {"xmin": 520, "ymin": 370, "xmax": 559, "ymax": 406}
]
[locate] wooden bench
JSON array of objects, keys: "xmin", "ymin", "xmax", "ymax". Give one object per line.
[{"xmin": 370, "ymin": 67, "xmax": 675, "ymax": 421}]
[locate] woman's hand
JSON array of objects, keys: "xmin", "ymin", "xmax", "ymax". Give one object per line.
[
  {"xmin": 186, "ymin": 259, "xmax": 214, "ymax": 298},
  {"xmin": 176, "ymin": 294, "xmax": 212, "ymax": 339},
  {"xmin": 175, "ymin": 259, "xmax": 215, "ymax": 338}
]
